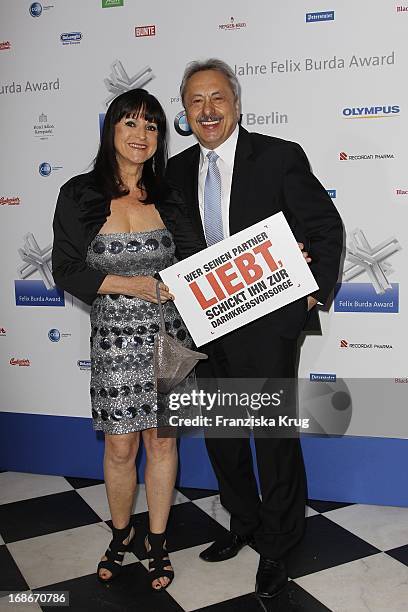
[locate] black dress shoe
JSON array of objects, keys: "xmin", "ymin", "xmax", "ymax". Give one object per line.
[
  {"xmin": 255, "ymin": 557, "xmax": 287, "ymax": 598},
  {"xmin": 199, "ymin": 532, "xmax": 251, "ymax": 562}
]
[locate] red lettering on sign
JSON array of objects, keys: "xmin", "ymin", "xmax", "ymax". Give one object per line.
[
  {"xmin": 214, "ymin": 263, "xmax": 244, "ymax": 295},
  {"xmin": 252, "ymin": 240, "xmax": 278, "ymax": 272},
  {"xmin": 233, "ymin": 252, "xmax": 263, "ymax": 285},
  {"xmin": 189, "ymin": 281, "xmax": 217, "ymax": 309},
  {"xmin": 188, "ymin": 240, "xmax": 280, "ymax": 309}
]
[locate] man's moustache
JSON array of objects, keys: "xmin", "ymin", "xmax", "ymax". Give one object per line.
[{"xmin": 197, "ymin": 115, "xmax": 222, "ymax": 123}]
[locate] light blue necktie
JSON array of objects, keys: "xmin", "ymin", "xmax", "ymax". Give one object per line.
[{"xmin": 203, "ymin": 151, "xmax": 224, "ymax": 246}]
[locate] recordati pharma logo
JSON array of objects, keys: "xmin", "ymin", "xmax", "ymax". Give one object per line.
[
  {"xmin": 342, "ymin": 105, "xmax": 400, "ymax": 118},
  {"xmin": 339, "ymin": 339, "xmax": 393, "ymax": 350},
  {"xmin": 339, "ymin": 151, "xmax": 395, "ymax": 161}
]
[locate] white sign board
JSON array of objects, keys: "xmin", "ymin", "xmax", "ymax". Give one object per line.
[{"xmin": 160, "ymin": 212, "xmax": 319, "ymax": 346}]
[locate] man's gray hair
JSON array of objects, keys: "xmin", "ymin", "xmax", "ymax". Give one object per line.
[{"xmin": 180, "ymin": 58, "xmax": 241, "ymax": 105}]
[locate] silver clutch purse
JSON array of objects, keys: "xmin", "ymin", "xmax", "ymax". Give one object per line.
[{"xmin": 153, "ymin": 281, "xmax": 207, "ymax": 394}]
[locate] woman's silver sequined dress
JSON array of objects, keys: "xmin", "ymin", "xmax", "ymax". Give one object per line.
[{"xmin": 86, "ymin": 229, "xmax": 192, "ymax": 434}]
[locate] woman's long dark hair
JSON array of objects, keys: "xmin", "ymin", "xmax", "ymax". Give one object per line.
[{"xmin": 93, "ymin": 89, "xmax": 168, "ymax": 203}]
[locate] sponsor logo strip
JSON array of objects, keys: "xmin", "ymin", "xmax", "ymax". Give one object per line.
[
  {"xmin": 342, "ymin": 105, "xmax": 400, "ymax": 118},
  {"xmin": 102, "ymin": 0, "xmax": 123, "ymax": 7},
  {"xmin": 334, "ymin": 282, "xmax": 399, "ymax": 313},
  {"xmin": 0, "ymin": 197, "xmax": 20, "ymax": 205},
  {"xmin": 306, "ymin": 11, "xmax": 335, "ymax": 22},
  {"xmin": 60, "ymin": 32, "xmax": 82, "ymax": 44},
  {"xmin": 10, "ymin": 358, "xmax": 30, "ymax": 366},
  {"xmin": 135, "ymin": 25, "xmax": 156, "ymax": 37},
  {"xmin": 15, "ymin": 280, "xmax": 65, "ymax": 307},
  {"xmin": 78, "ymin": 360, "xmax": 91, "ymax": 370},
  {"xmin": 310, "ymin": 373, "xmax": 337, "ymax": 382}
]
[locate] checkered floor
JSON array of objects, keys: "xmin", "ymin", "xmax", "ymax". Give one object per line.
[{"xmin": 1, "ymin": 471, "xmax": 408, "ymax": 611}]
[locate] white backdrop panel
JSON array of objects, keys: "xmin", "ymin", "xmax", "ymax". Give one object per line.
[{"xmin": 1, "ymin": 0, "xmax": 406, "ymax": 434}]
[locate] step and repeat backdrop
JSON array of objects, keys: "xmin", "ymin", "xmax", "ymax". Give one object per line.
[{"xmin": 1, "ymin": 0, "xmax": 407, "ymax": 445}]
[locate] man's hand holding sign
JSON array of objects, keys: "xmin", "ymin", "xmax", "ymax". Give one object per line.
[{"xmin": 160, "ymin": 212, "xmax": 318, "ymax": 346}]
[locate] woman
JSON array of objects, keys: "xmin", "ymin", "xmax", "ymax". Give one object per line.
[{"xmin": 52, "ymin": 89, "xmax": 192, "ymax": 591}]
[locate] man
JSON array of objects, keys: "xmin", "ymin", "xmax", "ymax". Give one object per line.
[{"xmin": 164, "ymin": 59, "xmax": 343, "ymax": 598}]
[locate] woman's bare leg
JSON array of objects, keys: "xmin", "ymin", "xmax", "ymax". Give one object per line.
[
  {"xmin": 98, "ymin": 431, "xmax": 140, "ymax": 580},
  {"xmin": 143, "ymin": 429, "xmax": 177, "ymax": 589}
]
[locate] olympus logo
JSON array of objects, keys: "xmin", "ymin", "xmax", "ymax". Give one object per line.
[{"xmin": 342, "ymin": 105, "xmax": 400, "ymax": 118}]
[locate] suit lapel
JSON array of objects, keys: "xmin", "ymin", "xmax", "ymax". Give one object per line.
[{"xmin": 229, "ymin": 127, "xmax": 253, "ymax": 235}]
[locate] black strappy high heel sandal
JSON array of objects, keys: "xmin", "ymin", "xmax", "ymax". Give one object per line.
[
  {"xmin": 145, "ymin": 531, "xmax": 174, "ymax": 591},
  {"xmin": 97, "ymin": 521, "xmax": 135, "ymax": 584}
]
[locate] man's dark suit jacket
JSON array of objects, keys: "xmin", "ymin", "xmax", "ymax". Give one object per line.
[{"xmin": 160, "ymin": 126, "xmax": 343, "ymax": 341}]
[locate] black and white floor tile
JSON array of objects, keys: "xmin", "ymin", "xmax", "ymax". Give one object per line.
[{"xmin": 1, "ymin": 471, "xmax": 408, "ymax": 611}]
